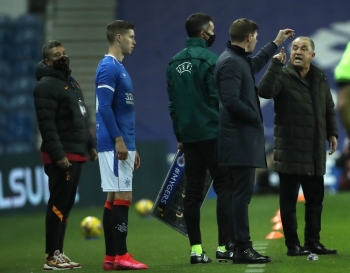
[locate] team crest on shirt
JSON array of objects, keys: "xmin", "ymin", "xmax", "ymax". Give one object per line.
[{"xmin": 176, "ymin": 62, "xmax": 192, "ymax": 75}]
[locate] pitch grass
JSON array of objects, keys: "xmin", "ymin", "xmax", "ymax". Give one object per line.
[{"xmin": 1, "ymin": 193, "xmax": 350, "ymax": 273}]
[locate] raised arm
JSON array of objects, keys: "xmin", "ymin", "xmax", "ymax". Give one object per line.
[
  {"xmin": 251, "ymin": 29, "xmax": 294, "ymax": 74},
  {"xmin": 258, "ymin": 58, "xmax": 284, "ymax": 99}
]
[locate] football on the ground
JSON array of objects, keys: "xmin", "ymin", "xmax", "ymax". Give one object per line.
[
  {"xmin": 81, "ymin": 216, "xmax": 102, "ymax": 239},
  {"xmin": 135, "ymin": 199, "xmax": 154, "ymax": 216}
]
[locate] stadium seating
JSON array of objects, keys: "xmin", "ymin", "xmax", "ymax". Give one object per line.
[{"xmin": 0, "ymin": 13, "xmax": 43, "ymax": 155}]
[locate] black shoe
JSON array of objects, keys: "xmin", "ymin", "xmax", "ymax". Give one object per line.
[
  {"xmin": 233, "ymin": 248, "xmax": 271, "ymax": 264},
  {"xmin": 304, "ymin": 243, "xmax": 338, "ymax": 255},
  {"xmin": 286, "ymin": 245, "xmax": 311, "ymax": 256},
  {"xmin": 216, "ymin": 247, "xmax": 233, "ymax": 262},
  {"xmin": 190, "ymin": 251, "xmax": 212, "ymax": 264}
]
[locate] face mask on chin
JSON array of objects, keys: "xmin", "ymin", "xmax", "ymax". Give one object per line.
[
  {"xmin": 204, "ymin": 31, "xmax": 215, "ymax": 47},
  {"xmin": 52, "ymin": 56, "xmax": 70, "ymax": 71}
]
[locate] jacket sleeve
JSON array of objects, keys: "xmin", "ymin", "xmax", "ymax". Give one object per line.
[
  {"xmin": 218, "ymin": 58, "xmax": 258, "ymax": 123},
  {"xmin": 250, "ymin": 42, "xmax": 278, "ymax": 74},
  {"xmin": 258, "ymin": 59, "xmax": 283, "ymax": 99},
  {"xmin": 85, "ymin": 107, "xmax": 97, "ymax": 151},
  {"xmin": 325, "ymin": 79, "xmax": 338, "ymax": 139},
  {"xmin": 205, "ymin": 56, "xmax": 219, "ymax": 103},
  {"xmin": 33, "ymin": 82, "xmax": 66, "ymax": 162},
  {"xmin": 166, "ymin": 66, "xmax": 181, "ymax": 142}
]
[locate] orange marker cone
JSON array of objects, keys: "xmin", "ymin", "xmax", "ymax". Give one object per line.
[
  {"xmin": 272, "ymin": 222, "xmax": 283, "ymax": 230},
  {"xmin": 271, "ymin": 214, "xmax": 281, "ymax": 223},
  {"xmin": 266, "ymin": 231, "xmax": 284, "ymax": 239},
  {"xmin": 297, "ymin": 194, "xmax": 305, "ymax": 202}
]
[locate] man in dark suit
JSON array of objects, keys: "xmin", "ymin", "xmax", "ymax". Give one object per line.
[{"xmin": 214, "ymin": 18, "xmax": 294, "ymax": 264}]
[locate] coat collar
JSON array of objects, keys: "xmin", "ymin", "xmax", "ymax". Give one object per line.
[
  {"xmin": 185, "ymin": 37, "xmax": 208, "ymax": 48},
  {"xmin": 285, "ymin": 62, "xmax": 324, "ymax": 80},
  {"xmin": 226, "ymin": 41, "xmax": 251, "ymax": 56}
]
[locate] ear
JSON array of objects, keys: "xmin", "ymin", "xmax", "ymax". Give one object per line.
[
  {"xmin": 116, "ymin": 33, "xmax": 122, "ymax": 43},
  {"xmin": 200, "ymin": 29, "xmax": 206, "ymax": 39},
  {"xmin": 247, "ymin": 34, "xmax": 253, "ymax": 42},
  {"xmin": 311, "ymin": 52, "xmax": 316, "ymax": 59},
  {"xmin": 44, "ymin": 58, "xmax": 52, "ymax": 66}
]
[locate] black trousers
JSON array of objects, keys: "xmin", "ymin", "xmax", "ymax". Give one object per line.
[
  {"xmin": 278, "ymin": 173, "xmax": 324, "ymax": 247},
  {"xmin": 228, "ymin": 167, "xmax": 255, "ymax": 250},
  {"xmin": 182, "ymin": 139, "xmax": 231, "ymax": 246},
  {"xmin": 44, "ymin": 161, "xmax": 82, "ymax": 255}
]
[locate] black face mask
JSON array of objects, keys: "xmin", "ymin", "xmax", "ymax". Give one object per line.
[
  {"xmin": 204, "ymin": 31, "xmax": 215, "ymax": 47},
  {"xmin": 52, "ymin": 56, "xmax": 70, "ymax": 71}
]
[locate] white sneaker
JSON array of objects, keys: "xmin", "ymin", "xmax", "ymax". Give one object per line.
[
  {"xmin": 43, "ymin": 250, "xmax": 73, "ymax": 270},
  {"xmin": 62, "ymin": 252, "xmax": 82, "ymax": 269}
]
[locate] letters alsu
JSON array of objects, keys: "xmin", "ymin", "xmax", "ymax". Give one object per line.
[{"xmin": 0, "ymin": 165, "xmax": 79, "ymax": 210}]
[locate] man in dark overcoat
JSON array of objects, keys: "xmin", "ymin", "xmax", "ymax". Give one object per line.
[
  {"xmin": 258, "ymin": 36, "xmax": 338, "ymax": 256},
  {"xmin": 215, "ymin": 18, "xmax": 294, "ymax": 264}
]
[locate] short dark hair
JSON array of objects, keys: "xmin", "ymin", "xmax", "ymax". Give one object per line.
[
  {"xmin": 185, "ymin": 13, "xmax": 213, "ymax": 37},
  {"xmin": 229, "ymin": 18, "xmax": 259, "ymax": 42},
  {"xmin": 42, "ymin": 40, "xmax": 62, "ymax": 60},
  {"xmin": 294, "ymin": 36, "xmax": 315, "ymax": 51},
  {"xmin": 106, "ymin": 20, "xmax": 135, "ymax": 44}
]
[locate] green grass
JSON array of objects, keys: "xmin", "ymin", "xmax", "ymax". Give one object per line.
[{"xmin": 1, "ymin": 193, "xmax": 350, "ymax": 273}]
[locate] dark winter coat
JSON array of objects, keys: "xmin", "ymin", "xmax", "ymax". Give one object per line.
[
  {"xmin": 214, "ymin": 42, "xmax": 278, "ymax": 168},
  {"xmin": 33, "ymin": 62, "xmax": 95, "ymax": 162},
  {"xmin": 258, "ymin": 59, "xmax": 338, "ymax": 176}
]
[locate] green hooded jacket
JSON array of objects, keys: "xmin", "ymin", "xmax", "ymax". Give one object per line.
[{"xmin": 166, "ymin": 37, "xmax": 219, "ymax": 143}]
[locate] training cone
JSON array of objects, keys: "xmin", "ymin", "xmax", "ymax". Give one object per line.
[
  {"xmin": 266, "ymin": 231, "xmax": 284, "ymax": 239},
  {"xmin": 272, "ymin": 222, "xmax": 283, "ymax": 230},
  {"xmin": 271, "ymin": 214, "xmax": 281, "ymax": 223},
  {"xmin": 297, "ymin": 194, "xmax": 305, "ymax": 202}
]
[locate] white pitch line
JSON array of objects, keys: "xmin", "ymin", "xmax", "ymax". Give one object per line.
[
  {"xmin": 245, "ymin": 269, "xmax": 265, "ymax": 273},
  {"xmin": 242, "ymin": 242, "xmax": 269, "ymax": 273}
]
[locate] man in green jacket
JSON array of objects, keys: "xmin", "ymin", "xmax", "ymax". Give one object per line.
[
  {"xmin": 335, "ymin": 41, "xmax": 350, "ymax": 146},
  {"xmin": 258, "ymin": 36, "xmax": 338, "ymax": 256},
  {"xmin": 166, "ymin": 13, "xmax": 231, "ymax": 264}
]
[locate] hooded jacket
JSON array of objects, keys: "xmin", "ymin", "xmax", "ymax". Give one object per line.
[{"xmin": 33, "ymin": 62, "xmax": 95, "ymax": 163}]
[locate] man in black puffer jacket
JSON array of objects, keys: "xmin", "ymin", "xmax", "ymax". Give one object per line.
[
  {"xmin": 33, "ymin": 40, "xmax": 97, "ymax": 271},
  {"xmin": 258, "ymin": 36, "xmax": 338, "ymax": 257}
]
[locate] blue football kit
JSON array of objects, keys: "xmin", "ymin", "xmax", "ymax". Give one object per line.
[{"xmin": 95, "ymin": 55, "xmax": 135, "ymax": 152}]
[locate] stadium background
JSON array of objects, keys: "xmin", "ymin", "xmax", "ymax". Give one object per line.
[{"xmin": 0, "ymin": 0, "xmax": 349, "ymax": 215}]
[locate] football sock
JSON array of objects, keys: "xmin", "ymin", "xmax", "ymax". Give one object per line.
[
  {"xmin": 112, "ymin": 199, "xmax": 130, "ymax": 255},
  {"xmin": 218, "ymin": 245, "xmax": 226, "ymax": 252},
  {"xmin": 191, "ymin": 244, "xmax": 203, "ymax": 254},
  {"xmin": 104, "ymin": 255, "xmax": 115, "ymax": 263},
  {"xmin": 103, "ymin": 200, "xmax": 115, "ymax": 256}
]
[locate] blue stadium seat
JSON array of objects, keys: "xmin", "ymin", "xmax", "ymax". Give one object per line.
[
  {"xmin": 0, "ymin": 14, "xmax": 12, "ymax": 29},
  {"xmin": 13, "ymin": 28, "xmax": 43, "ymax": 45},
  {"xmin": 0, "ymin": 61, "xmax": 12, "ymax": 78},
  {"xmin": 15, "ymin": 14, "xmax": 43, "ymax": 30},
  {"xmin": 0, "ymin": 77, "xmax": 10, "ymax": 97},
  {"xmin": 0, "ymin": 94, "xmax": 8, "ymax": 112},
  {"xmin": 10, "ymin": 76, "xmax": 37, "ymax": 95},
  {"xmin": 8, "ymin": 94, "xmax": 35, "ymax": 111},
  {"xmin": 14, "ymin": 45, "xmax": 41, "ymax": 61},
  {"xmin": 0, "ymin": 29, "xmax": 12, "ymax": 44},
  {"xmin": 6, "ymin": 110, "xmax": 36, "ymax": 143},
  {"xmin": 12, "ymin": 60, "xmax": 38, "ymax": 76},
  {"xmin": 0, "ymin": 44, "xmax": 13, "ymax": 61}
]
